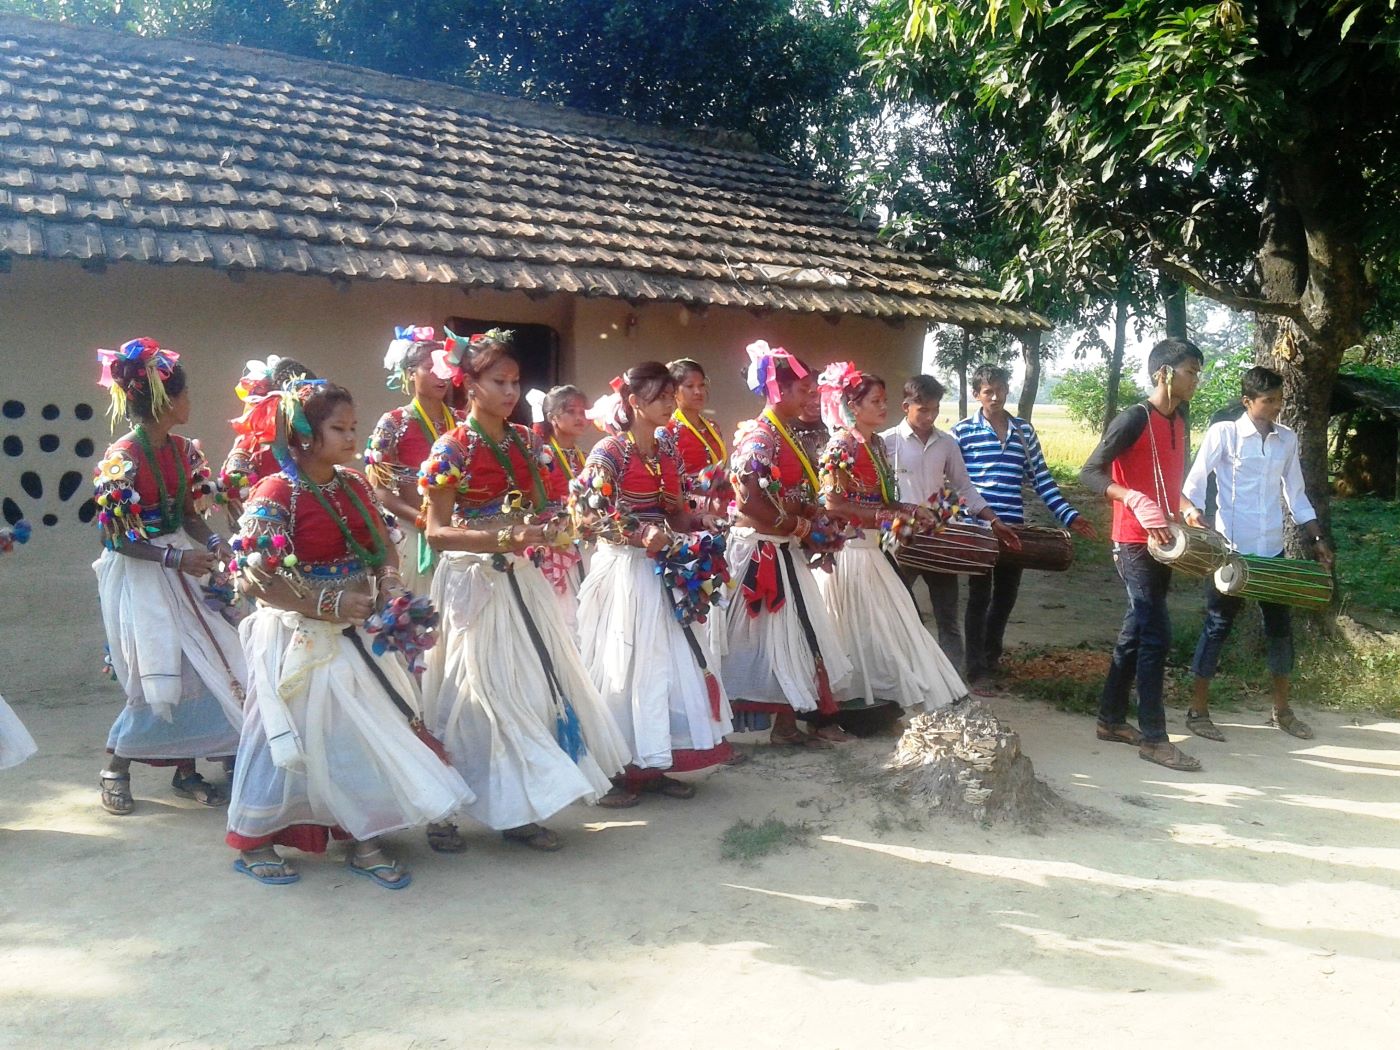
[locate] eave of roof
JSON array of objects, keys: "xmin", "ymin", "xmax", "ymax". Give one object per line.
[{"xmin": 0, "ymin": 14, "xmax": 1049, "ymax": 331}]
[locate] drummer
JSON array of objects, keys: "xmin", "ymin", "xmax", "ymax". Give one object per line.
[
  {"xmin": 1079, "ymin": 338, "xmax": 1203, "ymax": 772},
  {"xmin": 1179, "ymin": 366, "xmax": 1333, "ymax": 743},
  {"xmin": 952, "ymin": 365, "xmax": 1097, "ymax": 688},
  {"xmin": 881, "ymin": 374, "xmax": 1020, "ymax": 668}
]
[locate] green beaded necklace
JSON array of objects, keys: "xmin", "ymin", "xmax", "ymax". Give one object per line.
[
  {"xmin": 300, "ymin": 469, "xmax": 388, "ymax": 569},
  {"xmin": 469, "ymin": 416, "xmax": 548, "ymax": 510},
  {"xmin": 132, "ymin": 425, "xmax": 188, "ymax": 535}
]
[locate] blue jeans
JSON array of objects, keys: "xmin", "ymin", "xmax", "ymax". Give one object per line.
[
  {"xmin": 1098, "ymin": 543, "xmax": 1172, "ymax": 744},
  {"xmin": 965, "ymin": 562, "xmax": 1024, "ymax": 679},
  {"xmin": 1190, "ymin": 572, "xmax": 1294, "ymax": 679},
  {"xmin": 899, "ymin": 566, "xmax": 965, "ymax": 670}
]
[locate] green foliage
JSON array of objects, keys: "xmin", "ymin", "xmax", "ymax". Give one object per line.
[
  {"xmin": 1191, "ymin": 344, "xmax": 1252, "ymax": 426},
  {"xmin": 1332, "ymin": 498, "xmax": 1400, "ymax": 615},
  {"xmin": 720, "ymin": 816, "xmax": 812, "ymax": 864},
  {"xmin": 1339, "ymin": 362, "xmax": 1400, "ymax": 402},
  {"xmin": 11, "ymin": 0, "xmax": 871, "ymax": 179},
  {"xmin": 1055, "ymin": 359, "xmax": 1146, "ymax": 432}
]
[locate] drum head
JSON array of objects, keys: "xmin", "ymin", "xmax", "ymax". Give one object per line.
[
  {"xmin": 1214, "ymin": 556, "xmax": 1247, "ymax": 595},
  {"xmin": 1149, "ymin": 523, "xmax": 1190, "ymax": 562}
]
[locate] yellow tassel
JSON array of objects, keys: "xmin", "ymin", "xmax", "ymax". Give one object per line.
[
  {"xmin": 146, "ymin": 360, "xmax": 171, "ymax": 419},
  {"xmin": 107, "ymin": 385, "xmax": 127, "ymax": 431}
]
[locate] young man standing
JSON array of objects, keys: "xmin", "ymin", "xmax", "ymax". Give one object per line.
[
  {"xmin": 1179, "ymin": 366, "xmax": 1334, "ymax": 742},
  {"xmin": 953, "ymin": 364, "xmax": 1096, "ymax": 687},
  {"xmin": 1080, "ymin": 338, "xmax": 1205, "ymax": 772},
  {"xmin": 882, "ymin": 374, "xmax": 1019, "ymax": 667}
]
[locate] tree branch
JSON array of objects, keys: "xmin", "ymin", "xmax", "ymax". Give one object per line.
[{"xmin": 1149, "ymin": 249, "xmax": 1306, "ymax": 321}]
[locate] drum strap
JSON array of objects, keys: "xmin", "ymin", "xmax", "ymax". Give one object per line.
[
  {"xmin": 341, "ymin": 626, "xmax": 452, "ymax": 765},
  {"xmin": 777, "ymin": 544, "xmax": 838, "ymax": 716}
]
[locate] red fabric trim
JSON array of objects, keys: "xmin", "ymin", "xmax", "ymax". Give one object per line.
[
  {"xmin": 225, "ymin": 824, "xmax": 350, "ymax": 853},
  {"xmin": 622, "ymin": 742, "xmax": 733, "ymax": 789}
]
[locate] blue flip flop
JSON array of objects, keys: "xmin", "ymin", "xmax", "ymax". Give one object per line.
[
  {"xmin": 347, "ymin": 858, "xmax": 413, "ymax": 890},
  {"xmin": 233, "ymin": 857, "xmax": 300, "ymax": 885}
]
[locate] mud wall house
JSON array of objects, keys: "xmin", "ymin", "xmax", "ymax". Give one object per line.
[{"xmin": 0, "ymin": 15, "xmax": 1042, "ymax": 688}]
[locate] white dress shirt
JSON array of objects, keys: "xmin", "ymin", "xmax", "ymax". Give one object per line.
[
  {"xmin": 880, "ymin": 420, "xmax": 989, "ymax": 515},
  {"xmin": 1183, "ymin": 415, "xmax": 1317, "ymax": 557}
]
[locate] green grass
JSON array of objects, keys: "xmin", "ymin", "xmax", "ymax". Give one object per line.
[
  {"xmin": 1332, "ymin": 498, "xmax": 1400, "ymax": 614},
  {"xmin": 720, "ymin": 817, "xmax": 812, "ymax": 864}
]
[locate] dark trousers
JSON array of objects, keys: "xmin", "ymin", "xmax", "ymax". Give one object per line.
[
  {"xmin": 899, "ymin": 567, "xmax": 964, "ymax": 669},
  {"xmin": 1098, "ymin": 543, "xmax": 1171, "ymax": 744},
  {"xmin": 965, "ymin": 562, "xmax": 1024, "ymax": 679},
  {"xmin": 1190, "ymin": 577, "xmax": 1294, "ymax": 680}
]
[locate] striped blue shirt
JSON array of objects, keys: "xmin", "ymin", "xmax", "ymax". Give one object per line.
[{"xmin": 951, "ymin": 409, "xmax": 1080, "ymax": 527}]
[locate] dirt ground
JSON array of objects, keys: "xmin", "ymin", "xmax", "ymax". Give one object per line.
[{"xmin": 3, "ymin": 541, "xmax": 1399, "ymax": 1049}]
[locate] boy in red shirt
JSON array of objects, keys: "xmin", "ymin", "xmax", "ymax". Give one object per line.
[{"xmin": 1079, "ymin": 339, "xmax": 1204, "ymax": 772}]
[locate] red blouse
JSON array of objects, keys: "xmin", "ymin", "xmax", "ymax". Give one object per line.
[
  {"xmin": 580, "ymin": 431, "xmax": 682, "ymax": 519},
  {"xmin": 93, "ymin": 432, "xmax": 214, "ymax": 547},
  {"xmin": 421, "ymin": 422, "xmax": 552, "ymax": 519},
  {"xmin": 241, "ymin": 469, "xmax": 383, "ymax": 574},
  {"xmin": 730, "ymin": 413, "xmax": 820, "ymax": 505},
  {"xmin": 366, "ymin": 402, "xmax": 461, "ymax": 489}
]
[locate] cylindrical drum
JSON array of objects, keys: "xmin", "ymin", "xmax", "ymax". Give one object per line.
[
  {"xmin": 998, "ymin": 525, "xmax": 1074, "ymax": 572},
  {"xmin": 1148, "ymin": 523, "xmax": 1231, "ymax": 577},
  {"xmin": 893, "ymin": 521, "xmax": 1000, "ymax": 576},
  {"xmin": 1213, "ymin": 554, "xmax": 1334, "ymax": 612}
]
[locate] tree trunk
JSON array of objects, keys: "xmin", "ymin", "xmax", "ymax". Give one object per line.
[
  {"xmin": 1102, "ymin": 275, "xmax": 1131, "ymax": 431},
  {"xmin": 958, "ymin": 327, "xmax": 970, "ymax": 419},
  {"xmin": 1017, "ymin": 328, "xmax": 1043, "ymax": 421},
  {"xmin": 1253, "ymin": 156, "xmax": 1371, "ymax": 553},
  {"xmin": 1162, "ymin": 277, "xmax": 1188, "ymax": 339}
]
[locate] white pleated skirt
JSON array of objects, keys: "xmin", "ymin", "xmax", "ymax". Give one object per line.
[
  {"xmin": 227, "ymin": 607, "xmax": 472, "ymax": 843},
  {"xmin": 721, "ymin": 530, "xmax": 853, "ymax": 711},
  {"xmin": 94, "ymin": 536, "xmax": 244, "ymax": 761},
  {"xmin": 423, "ymin": 550, "xmax": 629, "ymax": 830},
  {"xmin": 577, "ymin": 542, "xmax": 733, "ymax": 770},
  {"xmin": 817, "ymin": 532, "xmax": 968, "ymax": 711},
  {"xmin": 0, "ymin": 693, "xmax": 37, "ymax": 770}
]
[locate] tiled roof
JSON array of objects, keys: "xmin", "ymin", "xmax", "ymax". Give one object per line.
[{"xmin": 0, "ymin": 15, "xmax": 1046, "ymax": 329}]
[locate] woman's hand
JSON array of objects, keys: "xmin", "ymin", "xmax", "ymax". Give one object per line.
[
  {"xmin": 514, "ymin": 524, "xmax": 552, "ymax": 549},
  {"xmin": 177, "ymin": 548, "xmax": 219, "ymax": 577},
  {"xmin": 641, "ymin": 524, "xmax": 670, "ymax": 554},
  {"xmin": 336, "ymin": 591, "xmax": 377, "ymax": 623}
]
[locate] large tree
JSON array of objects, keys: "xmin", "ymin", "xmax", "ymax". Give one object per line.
[{"xmin": 866, "ymin": 0, "xmax": 1400, "ymax": 536}]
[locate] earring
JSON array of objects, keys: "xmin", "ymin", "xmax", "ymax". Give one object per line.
[{"xmin": 298, "ymin": 440, "xmax": 313, "ymax": 451}]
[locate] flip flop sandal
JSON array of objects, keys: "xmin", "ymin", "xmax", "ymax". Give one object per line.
[
  {"xmin": 813, "ymin": 727, "xmax": 857, "ymax": 744},
  {"xmin": 426, "ymin": 823, "xmax": 469, "ymax": 853},
  {"xmin": 1138, "ymin": 741, "xmax": 1203, "ymax": 772},
  {"xmin": 596, "ymin": 788, "xmax": 642, "ymax": 809},
  {"xmin": 348, "ymin": 856, "xmax": 413, "ymax": 890},
  {"xmin": 1095, "ymin": 723, "xmax": 1143, "ymax": 746},
  {"xmin": 99, "ymin": 770, "xmax": 134, "ymax": 816},
  {"xmin": 1186, "ymin": 712, "xmax": 1227, "ymax": 742},
  {"xmin": 638, "ymin": 775, "xmax": 697, "ymax": 800},
  {"xmin": 1270, "ymin": 710, "xmax": 1315, "ymax": 740},
  {"xmin": 233, "ymin": 857, "xmax": 300, "ymax": 885},
  {"xmin": 769, "ymin": 729, "xmax": 833, "ymax": 750},
  {"xmin": 172, "ymin": 770, "xmax": 228, "ymax": 807},
  {"xmin": 722, "ymin": 748, "xmax": 751, "ymax": 766},
  {"xmin": 502, "ymin": 824, "xmax": 563, "ymax": 852}
]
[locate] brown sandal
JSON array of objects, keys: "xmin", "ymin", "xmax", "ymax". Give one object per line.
[
  {"xmin": 1096, "ymin": 722, "xmax": 1143, "ymax": 746},
  {"xmin": 1186, "ymin": 711, "xmax": 1226, "ymax": 742},
  {"xmin": 1138, "ymin": 740, "xmax": 1202, "ymax": 772},
  {"xmin": 99, "ymin": 769, "xmax": 134, "ymax": 815},
  {"xmin": 1270, "ymin": 708, "xmax": 1314, "ymax": 740},
  {"xmin": 596, "ymin": 787, "xmax": 642, "ymax": 809},
  {"xmin": 502, "ymin": 823, "xmax": 563, "ymax": 852},
  {"xmin": 770, "ymin": 727, "xmax": 833, "ymax": 750},
  {"xmin": 638, "ymin": 775, "xmax": 696, "ymax": 799}
]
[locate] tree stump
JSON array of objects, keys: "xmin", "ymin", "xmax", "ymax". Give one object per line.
[{"xmin": 885, "ymin": 701, "xmax": 1076, "ymax": 826}]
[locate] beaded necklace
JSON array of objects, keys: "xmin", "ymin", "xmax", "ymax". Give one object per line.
[
  {"xmin": 761, "ymin": 408, "xmax": 821, "ymax": 494},
  {"xmin": 672, "ymin": 409, "xmax": 725, "ymax": 466},
  {"xmin": 299, "ymin": 469, "xmax": 387, "ymax": 568},
  {"xmin": 863, "ymin": 434, "xmax": 896, "ymax": 504},
  {"xmin": 626, "ymin": 430, "xmax": 662, "ymax": 481},
  {"xmin": 469, "ymin": 416, "xmax": 548, "ymax": 510},
  {"xmin": 410, "ymin": 397, "xmax": 455, "ymax": 451},
  {"xmin": 550, "ymin": 437, "xmax": 578, "ymax": 480},
  {"xmin": 132, "ymin": 425, "xmax": 188, "ymax": 534}
]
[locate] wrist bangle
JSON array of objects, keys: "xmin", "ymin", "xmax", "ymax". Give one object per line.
[
  {"xmin": 174, "ymin": 548, "xmax": 185, "ymax": 570},
  {"xmin": 332, "ymin": 591, "xmax": 343, "ymax": 620},
  {"xmin": 316, "ymin": 588, "xmax": 335, "ymax": 618},
  {"xmin": 496, "ymin": 527, "xmax": 514, "ymax": 551},
  {"xmin": 205, "ymin": 533, "xmax": 224, "ymax": 553}
]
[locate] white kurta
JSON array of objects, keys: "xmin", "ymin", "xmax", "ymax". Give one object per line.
[
  {"xmin": 721, "ymin": 529, "xmax": 853, "ymax": 711},
  {"xmin": 227, "ymin": 608, "xmax": 471, "ymax": 843},
  {"xmin": 423, "ymin": 550, "xmax": 629, "ymax": 830},
  {"xmin": 0, "ymin": 693, "xmax": 37, "ymax": 770},
  {"xmin": 577, "ymin": 542, "xmax": 733, "ymax": 769},
  {"xmin": 817, "ymin": 531, "xmax": 968, "ymax": 711},
  {"xmin": 94, "ymin": 535, "xmax": 244, "ymax": 760}
]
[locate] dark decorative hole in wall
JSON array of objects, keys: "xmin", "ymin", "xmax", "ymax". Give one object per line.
[
  {"xmin": 75, "ymin": 437, "xmax": 94, "ymax": 458},
  {"xmin": 1, "ymin": 498, "xmax": 20, "ymax": 525},
  {"xmin": 39, "ymin": 434, "xmax": 59, "ymax": 453},
  {"xmin": 58, "ymin": 471, "xmax": 83, "ymax": 501},
  {"xmin": 41, "ymin": 404, "xmax": 59, "ymax": 421},
  {"xmin": 78, "ymin": 498, "xmax": 97, "ymax": 524},
  {"xmin": 2, "ymin": 436, "xmax": 21, "ymax": 457},
  {"xmin": 2, "ymin": 401, "xmax": 23, "ymax": 420},
  {"xmin": 75, "ymin": 403, "xmax": 94, "ymax": 421},
  {"xmin": 42, "ymin": 513, "xmax": 57, "ymax": 526},
  {"xmin": 19, "ymin": 472, "xmax": 41, "ymax": 500}
]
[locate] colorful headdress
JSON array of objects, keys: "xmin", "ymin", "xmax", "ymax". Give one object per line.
[
  {"xmin": 586, "ymin": 376, "xmax": 628, "ymax": 435},
  {"xmin": 384, "ymin": 325, "xmax": 438, "ymax": 392},
  {"xmin": 96, "ymin": 337, "xmax": 181, "ymax": 427},
  {"xmin": 524, "ymin": 388, "xmax": 548, "ymax": 424},
  {"xmin": 235, "ymin": 356, "xmax": 284, "ymax": 401},
  {"xmin": 431, "ymin": 327, "xmax": 515, "ymax": 388},
  {"xmin": 817, "ymin": 360, "xmax": 866, "ymax": 439},
  {"xmin": 258, "ymin": 378, "xmax": 327, "ymax": 480},
  {"xmin": 745, "ymin": 339, "xmax": 808, "ymax": 403}
]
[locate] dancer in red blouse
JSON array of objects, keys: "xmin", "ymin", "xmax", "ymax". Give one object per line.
[
  {"xmin": 92, "ymin": 338, "xmax": 246, "ymax": 816},
  {"xmin": 366, "ymin": 326, "xmax": 463, "ymax": 597},
  {"xmin": 574, "ymin": 362, "xmax": 734, "ymax": 804},
  {"xmin": 220, "ymin": 355, "xmax": 318, "ymax": 521},
  {"xmin": 421, "ymin": 333, "xmax": 629, "ymax": 852},
  {"xmin": 225, "ymin": 381, "xmax": 470, "ymax": 886},
  {"xmin": 665, "ymin": 358, "xmax": 731, "ymax": 514},
  {"xmin": 722, "ymin": 341, "xmax": 855, "ymax": 747}
]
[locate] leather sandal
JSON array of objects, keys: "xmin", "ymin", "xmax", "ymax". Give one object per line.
[
  {"xmin": 1138, "ymin": 740, "xmax": 1202, "ymax": 772},
  {"xmin": 502, "ymin": 823, "xmax": 563, "ymax": 852},
  {"xmin": 1095, "ymin": 722, "xmax": 1142, "ymax": 746},
  {"xmin": 99, "ymin": 769, "xmax": 134, "ymax": 815},
  {"xmin": 638, "ymin": 775, "xmax": 697, "ymax": 799},
  {"xmin": 426, "ymin": 822, "xmax": 468, "ymax": 853},
  {"xmin": 171, "ymin": 769, "xmax": 228, "ymax": 807},
  {"xmin": 1270, "ymin": 708, "xmax": 1314, "ymax": 740},
  {"xmin": 1185, "ymin": 711, "xmax": 1226, "ymax": 742}
]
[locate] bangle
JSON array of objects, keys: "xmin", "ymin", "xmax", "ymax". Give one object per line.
[
  {"xmin": 205, "ymin": 533, "xmax": 224, "ymax": 553},
  {"xmin": 496, "ymin": 527, "xmax": 515, "ymax": 551},
  {"xmin": 316, "ymin": 588, "xmax": 336, "ymax": 618},
  {"xmin": 162, "ymin": 546, "xmax": 175, "ymax": 568},
  {"xmin": 332, "ymin": 591, "xmax": 343, "ymax": 621}
]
